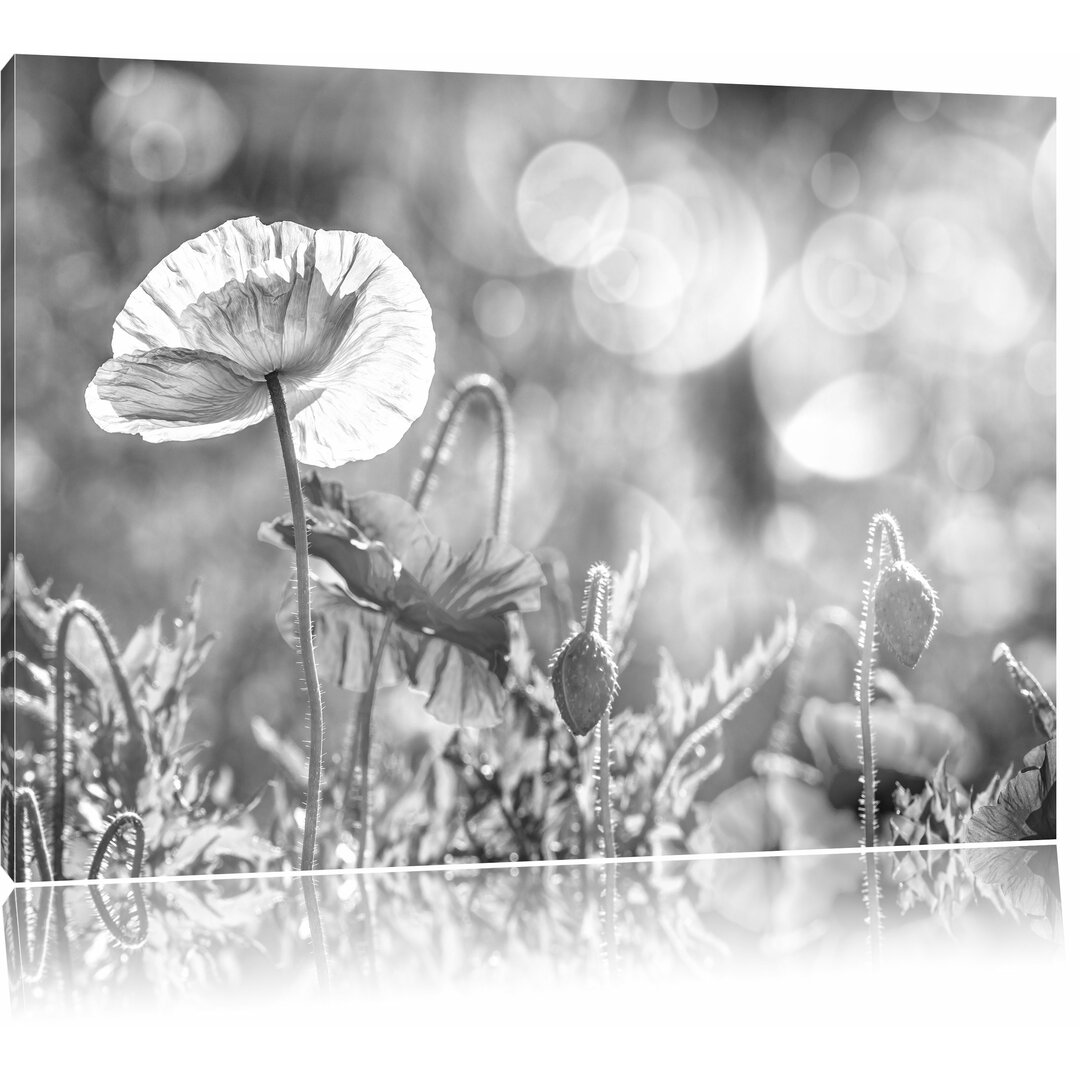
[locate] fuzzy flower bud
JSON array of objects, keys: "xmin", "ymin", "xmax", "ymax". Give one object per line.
[
  {"xmin": 550, "ymin": 630, "xmax": 618, "ymax": 737},
  {"xmin": 549, "ymin": 562, "xmax": 619, "ymax": 737},
  {"xmin": 874, "ymin": 559, "xmax": 940, "ymax": 668}
]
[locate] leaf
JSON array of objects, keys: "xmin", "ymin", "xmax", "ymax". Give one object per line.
[
  {"xmin": 993, "ymin": 642, "xmax": 1056, "ymax": 740},
  {"xmin": 964, "ymin": 739, "xmax": 1056, "ymax": 843},
  {"xmin": 262, "ymin": 472, "xmax": 545, "ymax": 727},
  {"xmin": 654, "ymin": 604, "xmax": 797, "ymax": 815},
  {"xmin": 250, "ymin": 716, "xmax": 308, "ymax": 789}
]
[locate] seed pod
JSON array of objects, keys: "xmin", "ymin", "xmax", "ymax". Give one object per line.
[
  {"xmin": 874, "ymin": 559, "xmax": 940, "ymax": 668},
  {"xmin": 549, "ymin": 630, "xmax": 618, "ymax": 737}
]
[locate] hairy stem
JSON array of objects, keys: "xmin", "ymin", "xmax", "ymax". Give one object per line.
[
  {"xmin": 88, "ymin": 811, "xmax": 145, "ymax": 879},
  {"xmin": 585, "ymin": 563, "xmax": 615, "ymax": 860},
  {"xmin": 88, "ymin": 882, "xmax": 149, "ymax": 949},
  {"xmin": 52, "ymin": 599, "xmax": 145, "ymax": 878},
  {"xmin": 267, "ymin": 371, "xmax": 324, "ymax": 873},
  {"xmin": 14, "ymin": 787, "xmax": 52, "ymax": 883},
  {"xmin": 408, "ymin": 373, "xmax": 514, "ymax": 541},
  {"xmin": 863, "ymin": 848, "xmax": 883, "ymax": 965},
  {"xmin": 349, "ymin": 614, "xmax": 397, "ymax": 868},
  {"xmin": 1, "ymin": 780, "xmax": 14, "ymax": 881},
  {"xmin": 598, "ymin": 709, "xmax": 615, "ymax": 859},
  {"xmin": 301, "ymin": 874, "xmax": 331, "ymax": 992},
  {"xmin": 856, "ymin": 512, "xmax": 904, "ymax": 853}
]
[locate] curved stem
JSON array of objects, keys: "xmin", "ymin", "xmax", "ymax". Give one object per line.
[
  {"xmin": 52, "ymin": 599, "xmax": 145, "ymax": 879},
  {"xmin": 88, "ymin": 811, "xmax": 145, "ymax": 879},
  {"xmin": 267, "ymin": 371, "xmax": 325, "ymax": 873},
  {"xmin": 408, "ymin": 374, "xmax": 513, "ymax": 541},
  {"xmin": 345, "ymin": 614, "xmax": 397, "ymax": 868},
  {"xmin": 856, "ymin": 514, "xmax": 903, "ymax": 853},
  {"xmin": 14, "ymin": 787, "xmax": 53, "ymax": 883},
  {"xmin": 88, "ymin": 882, "xmax": 149, "ymax": 950}
]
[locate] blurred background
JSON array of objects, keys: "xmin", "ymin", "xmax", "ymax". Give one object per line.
[{"xmin": 3, "ymin": 56, "xmax": 1056, "ymax": 804}]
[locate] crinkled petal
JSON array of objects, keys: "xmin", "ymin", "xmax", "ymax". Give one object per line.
[
  {"xmin": 112, "ymin": 217, "xmax": 313, "ymax": 356},
  {"xmin": 102, "ymin": 217, "xmax": 434, "ymax": 463},
  {"xmin": 288, "ymin": 240, "xmax": 435, "ymax": 465},
  {"xmin": 86, "ymin": 347, "xmax": 271, "ymax": 441}
]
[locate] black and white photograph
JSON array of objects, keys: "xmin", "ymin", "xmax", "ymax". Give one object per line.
[{"xmin": 0, "ymin": 35, "xmax": 1065, "ymax": 1055}]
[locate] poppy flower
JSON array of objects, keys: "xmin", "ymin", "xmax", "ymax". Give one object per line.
[
  {"xmin": 259, "ymin": 471, "xmax": 545, "ymax": 727},
  {"xmin": 84, "ymin": 216, "xmax": 436, "ymax": 873},
  {"xmin": 85, "ymin": 216, "xmax": 435, "ymax": 467}
]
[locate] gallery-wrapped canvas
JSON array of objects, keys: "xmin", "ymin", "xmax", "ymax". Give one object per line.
[{"xmin": 0, "ymin": 57, "xmax": 1056, "ymax": 892}]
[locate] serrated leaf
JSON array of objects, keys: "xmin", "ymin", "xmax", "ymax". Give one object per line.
[
  {"xmin": 965, "ymin": 739, "xmax": 1056, "ymax": 843},
  {"xmin": 993, "ymin": 642, "xmax": 1056, "ymax": 740}
]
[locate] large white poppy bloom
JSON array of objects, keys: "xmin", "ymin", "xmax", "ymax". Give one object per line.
[{"xmin": 86, "ymin": 217, "xmax": 436, "ymax": 467}]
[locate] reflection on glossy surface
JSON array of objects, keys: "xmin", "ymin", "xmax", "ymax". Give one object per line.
[{"xmin": 5, "ymin": 844, "xmax": 1061, "ymax": 1016}]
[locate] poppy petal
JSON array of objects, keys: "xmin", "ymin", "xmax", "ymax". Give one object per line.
[
  {"xmin": 86, "ymin": 347, "xmax": 271, "ymax": 441},
  {"xmin": 112, "ymin": 217, "xmax": 313, "ymax": 356}
]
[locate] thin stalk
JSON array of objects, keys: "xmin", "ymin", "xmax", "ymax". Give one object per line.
[
  {"xmin": 52, "ymin": 599, "xmax": 145, "ymax": 879},
  {"xmin": 408, "ymin": 374, "xmax": 513, "ymax": 541},
  {"xmin": 301, "ymin": 874, "xmax": 331, "ymax": 992},
  {"xmin": 1, "ymin": 779, "xmax": 14, "ymax": 881},
  {"xmin": 267, "ymin": 371, "xmax": 325, "ymax": 873},
  {"xmin": 14, "ymin": 788, "xmax": 52, "ymax": 883},
  {"xmin": 856, "ymin": 512, "xmax": 904, "ymax": 853},
  {"xmin": 88, "ymin": 882, "xmax": 149, "ymax": 949},
  {"xmin": 598, "ymin": 709, "xmax": 615, "ymax": 859},
  {"xmin": 349, "ymin": 614, "xmax": 397, "ymax": 868},
  {"xmin": 863, "ymin": 849, "xmax": 882, "ymax": 967},
  {"xmin": 585, "ymin": 564, "xmax": 615, "ymax": 860},
  {"xmin": 88, "ymin": 811, "xmax": 145, "ymax": 879},
  {"xmin": 602, "ymin": 860, "xmax": 618, "ymax": 977}
]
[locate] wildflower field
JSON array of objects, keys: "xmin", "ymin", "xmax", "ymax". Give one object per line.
[{"xmin": 1, "ymin": 59, "xmax": 1056, "ymax": 899}]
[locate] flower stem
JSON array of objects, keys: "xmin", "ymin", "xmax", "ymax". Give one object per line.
[
  {"xmin": 598, "ymin": 708, "xmax": 615, "ymax": 859},
  {"xmin": 301, "ymin": 874, "xmax": 331, "ymax": 992},
  {"xmin": 88, "ymin": 881, "xmax": 149, "ymax": 950},
  {"xmin": 13, "ymin": 787, "xmax": 53, "ymax": 883},
  {"xmin": 267, "ymin": 371, "xmax": 324, "ymax": 873},
  {"xmin": 409, "ymin": 374, "xmax": 513, "ymax": 541},
  {"xmin": 88, "ymin": 811, "xmax": 145, "ymax": 879},
  {"xmin": 856, "ymin": 512, "xmax": 904, "ymax": 854},
  {"xmin": 584, "ymin": 563, "xmax": 615, "ymax": 860},
  {"xmin": 346, "ymin": 614, "xmax": 396, "ymax": 868},
  {"xmin": 52, "ymin": 599, "xmax": 145, "ymax": 879}
]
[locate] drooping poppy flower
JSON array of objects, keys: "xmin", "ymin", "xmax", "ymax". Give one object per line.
[
  {"xmin": 85, "ymin": 216, "xmax": 435, "ymax": 467},
  {"xmin": 259, "ymin": 472, "xmax": 545, "ymax": 726}
]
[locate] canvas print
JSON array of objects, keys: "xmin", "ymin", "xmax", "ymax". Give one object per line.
[{"xmin": 0, "ymin": 57, "xmax": 1056, "ymax": 887}]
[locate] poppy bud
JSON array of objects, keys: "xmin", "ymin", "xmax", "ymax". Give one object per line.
[
  {"xmin": 550, "ymin": 630, "xmax": 618, "ymax": 737},
  {"xmin": 874, "ymin": 559, "xmax": 939, "ymax": 668}
]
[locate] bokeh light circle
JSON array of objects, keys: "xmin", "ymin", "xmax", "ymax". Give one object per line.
[
  {"xmin": 944, "ymin": 434, "xmax": 995, "ymax": 492},
  {"xmin": 1025, "ymin": 341, "xmax": 1055, "ymax": 396},
  {"xmin": 573, "ymin": 166, "xmax": 767, "ymax": 374},
  {"xmin": 516, "ymin": 141, "xmax": 629, "ymax": 268},
  {"xmin": 810, "ymin": 152, "xmax": 860, "ymax": 210},
  {"xmin": 130, "ymin": 120, "xmax": 187, "ymax": 181},
  {"xmin": 778, "ymin": 373, "xmax": 919, "ymax": 480},
  {"xmin": 1032, "ymin": 121, "xmax": 1056, "ymax": 261},
  {"xmin": 893, "ymin": 91, "xmax": 940, "ymax": 122},
  {"xmin": 473, "ymin": 279, "xmax": 526, "ymax": 338},
  {"xmin": 92, "ymin": 62, "xmax": 241, "ymax": 191},
  {"xmin": 801, "ymin": 213, "xmax": 906, "ymax": 335},
  {"xmin": 668, "ymin": 83, "xmax": 719, "ymax": 130}
]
